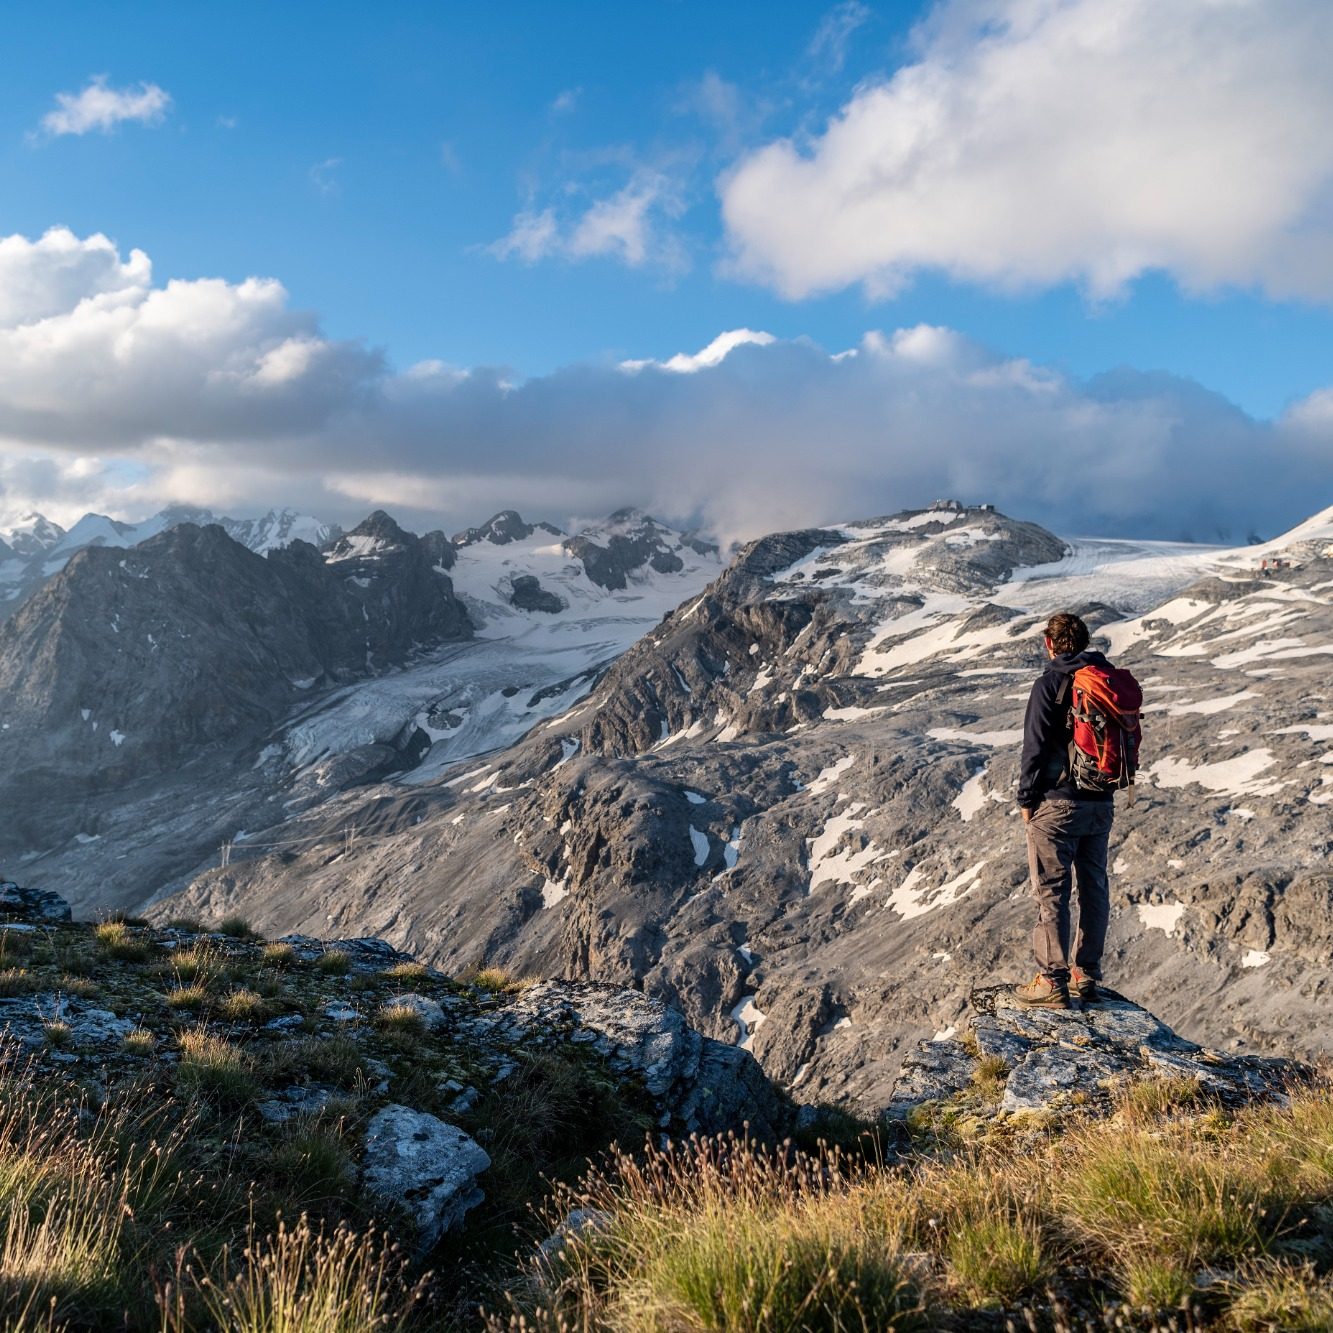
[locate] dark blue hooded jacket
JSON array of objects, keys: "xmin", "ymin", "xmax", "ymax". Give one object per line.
[{"xmin": 1016, "ymin": 649, "xmax": 1116, "ymax": 809}]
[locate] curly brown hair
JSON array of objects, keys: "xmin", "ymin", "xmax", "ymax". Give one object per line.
[{"xmin": 1044, "ymin": 612, "xmax": 1090, "ymax": 655}]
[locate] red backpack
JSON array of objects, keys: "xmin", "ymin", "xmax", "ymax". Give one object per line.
[{"xmin": 1066, "ymin": 664, "xmax": 1143, "ymax": 794}]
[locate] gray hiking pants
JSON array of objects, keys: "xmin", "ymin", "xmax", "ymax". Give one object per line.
[{"xmin": 1026, "ymin": 797, "xmax": 1114, "ymax": 981}]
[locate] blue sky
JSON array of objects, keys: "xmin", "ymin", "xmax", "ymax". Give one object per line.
[{"xmin": 0, "ymin": 0, "xmax": 1331, "ymax": 542}]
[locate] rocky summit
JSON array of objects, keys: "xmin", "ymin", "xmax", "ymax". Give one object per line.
[
  {"xmin": 887, "ymin": 985, "xmax": 1300, "ymax": 1121},
  {"xmin": 157, "ymin": 501, "xmax": 1333, "ymax": 1121}
]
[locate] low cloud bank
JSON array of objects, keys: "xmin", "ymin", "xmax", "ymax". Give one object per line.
[{"xmin": 0, "ymin": 229, "xmax": 1327, "ymax": 545}]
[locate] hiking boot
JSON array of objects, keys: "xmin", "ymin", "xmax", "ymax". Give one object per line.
[
  {"xmin": 1013, "ymin": 973, "xmax": 1070, "ymax": 1009},
  {"xmin": 1070, "ymin": 967, "xmax": 1100, "ymax": 1003}
]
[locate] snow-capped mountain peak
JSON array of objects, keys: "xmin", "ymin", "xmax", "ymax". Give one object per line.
[{"xmin": 1, "ymin": 512, "xmax": 66, "ymax": 557}]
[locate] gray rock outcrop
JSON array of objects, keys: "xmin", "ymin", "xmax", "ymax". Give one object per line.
[
  {"xmin": 508, "ymin": 574, "xmax": 565, "ymax": 613},
  {"xmin": 489, "ymin": 980, "xmax": 786, "ymax": 1138},
  {"xmin": 0, "ymin": 880, "xmax": 71, "ymax": 922},
  {"xmin": 361, "ymin": 1104, "xmax": 491, "ymax": 1248},
  {"xmin": 888, "ymin": 986, "xmax": 1298, "ymax": 1118}
]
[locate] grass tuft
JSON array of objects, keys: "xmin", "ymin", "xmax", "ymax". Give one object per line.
[
  {"xmin": 176, "ymin": 1029, "xmax": 257, "ymax": 1106},
  {"xmin": 970, "ymin": 1053, "xmax": 1010, "ymax": 1100},
  {"xmin": 43, "ymin": 1019, "xmax": 72, "ymax": 1048},
  {"xmin": 380, "ymin": 961, "xmax": 429, "ymax": 983},
  {"xmin": 471, "ymin": 966, "xmax": 531, "ymax": 995},
  {"xmin": 1115, "ymin": 1072, "xmax": 1209, "ymax": 1122},
  {"xmin": 265, "ymin": 1124, "xmax": 355, "ymax": 1204},
  {"xmin": 946, "ymin": 1213, "xmax": 1045, "ymax": 1304},
  {"xmin": 315, "ymin": 950, "xmax": 351, "ymax": 976},
  {"xmin": 168, "ymin": 941, "xmax": 223, "ymax": 987},
  {"xmin": 216, "ymin": 914, "xmax": 258, "ymax": 939},
  {"xmin": 374, "ymin": 1002, "xmax": 425, "ymax": 1034},
  {"xmin": 256, "ymin": 1037, "xmax": 367, "ymax": 1088},
  {"xmin": 218, "ymin": 988, "xmax": 269, "ymax": 1022},
  {"xmin": 93, "ymin": 920, "xmax": 154, "ymax": 963},
  {"xmin": 0, "ymin": 967, "xmax": 38, "ymax": 997},
  {"xmin": 165, "ymin": 1216, "xmax": 423, "ymax": 1333},
  {"xmin": 165, "ymin": 984, "xmax": 208, "ymax": 1012},
  {"xmin": 261, "ymin": 941, "xmax": 297, "ymax": 968},
  {"xmin": 1226, "ymin": 1262, "xmax": 1333, "ymax": 1331},
  {"xmin": 121, "ymin": 1028, "xmax": 156, "ymax": 1055}
]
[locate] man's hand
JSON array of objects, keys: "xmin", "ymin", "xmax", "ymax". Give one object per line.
[{"xmin": 1021, "ymin": 807, "xmax": 1033, "ymax": 824}]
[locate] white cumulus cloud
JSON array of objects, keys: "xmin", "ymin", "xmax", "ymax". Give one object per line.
[
  {"xmin": 40, "ymin": 76, "xmax": 171, "ymax": 136},
  {"xmin": 722, "ymin": 0, "xmax": 1333, "ymax": 302}
]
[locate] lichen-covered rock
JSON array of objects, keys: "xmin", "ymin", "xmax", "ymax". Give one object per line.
[
  {"xmin": 0, "ymin": 995, "xmax": 135, "ymax": 1050},
  {"xmin": 884, "ymin": 985, "xmax": 1301, "ymax": 1120},
  {"xmin": 361, "ymin": 1104, "xmax": 490, "ymax": 1248},
  {"xmin": 495, "ymin": 980, "xmax": 787, "ymax": 1138},
  {"xmin": 278, "ymin": 934, "xmax": 417, "ymax": 973},
  {"xmin": 883, "ymin": 1039, "xmax": 976, "ymax": 1117}
]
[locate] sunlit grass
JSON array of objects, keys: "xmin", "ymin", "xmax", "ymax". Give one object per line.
[{"xmin": 165, "ymin": 1216, "xmax": 424, "ymax": 1333}]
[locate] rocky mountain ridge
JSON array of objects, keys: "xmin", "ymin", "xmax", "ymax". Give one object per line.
[
  {"xmin": 159, "ymin": 500, "xmax": 1333, "ymax": 1119},
  {"xmin": 0, "ymin": 504, "xmax": 336, "ymax": 617},
  {"xmin": 0, "ymin": 505, "xmax": 722, "ymax": 917}
]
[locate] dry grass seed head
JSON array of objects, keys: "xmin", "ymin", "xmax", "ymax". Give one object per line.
[{"xmin": 177, "ymin": 1216, "xmax": 424, "ymax": 1333}]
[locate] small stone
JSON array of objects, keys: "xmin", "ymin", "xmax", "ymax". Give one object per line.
[
  {"xmin": 539, "ymin": 1207, "xmax": 610, "ymax": 1257},
  {"xmin": 263, "ymin": 1014, "xmax": 305, "ymax": 1032}
]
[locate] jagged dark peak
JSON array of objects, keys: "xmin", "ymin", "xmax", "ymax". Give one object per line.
[
  {"xmin": 418, "ymin": 529, "xmax": 457, "ymax": 571},
  {"xmin": 324, "ymin": 510, "xmax": 414, "ymax": 561},
  {"xmin": 452, "ymin": 510, "xmax": 564, "ymax": 547},
  {"xmin": 149, "ymin": 519, "xmax": 238, "ymax": 545}
]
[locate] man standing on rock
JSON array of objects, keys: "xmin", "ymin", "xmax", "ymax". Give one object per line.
[{"xmin": 1013, "ymin": 612, "xmax": 1126, "ymax": 1009}]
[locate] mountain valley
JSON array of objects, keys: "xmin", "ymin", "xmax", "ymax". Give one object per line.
[{"xmin": 120, "ymin": 499, "xmax": 1333, "ymax": 1117}]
